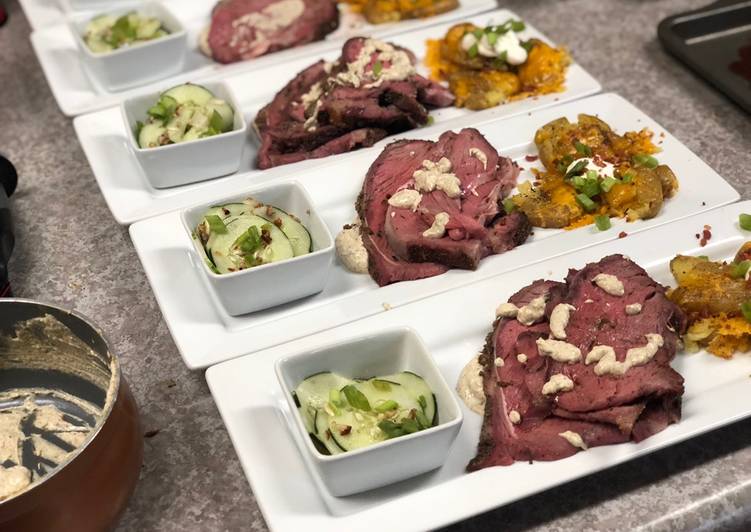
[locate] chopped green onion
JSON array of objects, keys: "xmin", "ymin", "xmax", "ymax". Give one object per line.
[
  {"xmin": 497, "ymin": 50, "xmax": 508, "ymax": 63},
  {"xmin": 209, "ymin": 110, "xmax": 225, "ymax": 132},
  {"xmin": 586, "ymin": 169, "xmax": 598, "ymax": 180},
  {"xmin": 573, "ymin": 175, "xmax": 600, "ymax": 198},
  {"xmin": 632, "ymin": 154, "xmax": 659, "ymax": 169},
  {"xmin": 400, "ymin": 418, "xmax": 420, "ymax": 434},
  {"xmin": 374, "ymin": 400, "xmax": 399, "ymax": 413},
  {"xmin": 594, "ymin": 215, "xmax": 611, "ymax": 231},
  {"xmin": 741, "ymin": 300, "xmax": 751, "ymax": 323},
  {"xmin": 372, "ymin": 60, "xmax": 383, "ymax": 77},
  {"xmin": 234, "ymin": 225, "xmax": 262, "ymax": 255},
  {"xmin": 342, "ymin": 385, "xmax": 371, "ymax": 411},
  {"xmin": 468, "ymin": 43, "xmax": 479, "ymax": 58},
  {"xmin": 415, "ymin": 410, "xmax": 431, "ymax": 429},
  {"xmin": 378, "ymin": 420, "xmax": 403, "ymax": 439},
  {"xmin": 731, "ymin": 260, "xmax": 751, "ymax": 279},
  {"xmin": 204, "ymin": 214, "xmax": 227, "ymax": 234},
  {"xmin": 574, "ymin": 141, "xmax": 592, "ymax": 156},
  {"xmin": 600, "ymin": 176, "xmax": 619, "ymax": 192},
  {"xmin": 564, "ymin": 159, "xmax": 588, "ymax": 179},
  {"xmin": 486, "ymin": 31, "xmax": 498, "ymax": 45},
  {"xmin": 502, "ymin": 197, "xmax": 517, "ymax": 213},
  {"xmin": 371, "ymin": 379, "xmax": 393, "ymax": 391},
  {"xmin": 740, "ymin": 213, "xmax": 751, "ymax": 231},
  {"xmin": 510, "ymin": 20, "xmax": 526, "ymax": 32},
  {"xmin": 576, "ymin": 193, "xmax": 597, "ymax": 212},
  {"xmin": 329, "ymin": 388, "xmax": 343, "ymax": 406},
  {"xmin": 621, "ymin": 171, "xmax": 635, "ymax": 183}
]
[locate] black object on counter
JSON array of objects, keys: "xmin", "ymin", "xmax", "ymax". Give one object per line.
[
  {"xmin": 0, "ymin": 155, "xmax": 17, "ymax": 297},
  {"xmin": 659, "ymin": 0, "xmax": 751, "ymax": 114}
]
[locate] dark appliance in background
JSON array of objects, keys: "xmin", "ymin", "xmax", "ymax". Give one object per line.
[
  {"xmin": 0, "ymin": 155, "xmax": 17, "ymax": 297},
  {"xmin": 659, "ymin": 0, "xmax": 751, "ymax": 114}
]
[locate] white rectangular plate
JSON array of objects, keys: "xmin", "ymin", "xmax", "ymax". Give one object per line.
[
  {"xmin": 129, "ymin": 93, "xmax": 739, "ymax": 370},
  {"xmin": 206, "ymin": 200, "xmax": 751, "ymax": 532},
  {"xmin": 30, "ymin": 0, "xmax": 497, "ymax": 115},
  {"xmin": 75, "ymin": 8, "xmax": 601, "ymax": 224}
]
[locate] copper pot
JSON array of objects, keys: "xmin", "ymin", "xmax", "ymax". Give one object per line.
[{"xmin": 0, "ymin": 299, "xmax": 143, "ymax": 531}]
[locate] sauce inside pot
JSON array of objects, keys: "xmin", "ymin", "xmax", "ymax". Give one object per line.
[{"xmin": 0, "ymin": 315, "xmax": 116, "ymax": 501}]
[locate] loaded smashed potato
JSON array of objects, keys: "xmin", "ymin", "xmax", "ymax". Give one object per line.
[
  {"xmin": 668, "ymin": 240, "xmax": 751, "ymax": 358},
  {"xmin": 425, "ymin": 19, "xmax": 570, "ymax": 109},
  {"xmin": 508, "ymin": 114, "xmax": 679, "ymax": 230},
  {"xmin": 342, "ymin": 0, "xmax": 458, "ymax": 24}
]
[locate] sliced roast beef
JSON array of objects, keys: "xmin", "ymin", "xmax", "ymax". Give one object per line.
[
  {"xmin": 206, "ymin": 0, "xmax": 339, "ymax": 64},
  {"xmin": 357, "ymin": 128, "xmax": 531, "ymax": 286},
  {"xmin": 254, "ymin": 37, "xmax": 454, "ymax": 169},
  {"xmin": 468, "ymin": 255, "xmax": 687, "ymax": 470}
]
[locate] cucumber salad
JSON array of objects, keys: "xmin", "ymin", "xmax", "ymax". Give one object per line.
[
  {"xmin": 84, "ymin": 12, "xmax": 169, "ymax": 54},
  {"xmin": 136, "ymin": 84, "xmax": 235, "ymax": 149},
  {"xmin": 293, "ymin": 371, "xmax": 437, "ymax": 454},
  {"xmin": 193, "ymin": 198, "xmax": 312, "ymax": 274}
]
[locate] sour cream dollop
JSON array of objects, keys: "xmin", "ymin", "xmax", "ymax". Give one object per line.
[
  {"xmin": 566, "ymin": 157, "xmax": 616, "ymax": 180},
  {"xmin": 460, "ymin": 30, "xmax": 528, "ymax": 65}
]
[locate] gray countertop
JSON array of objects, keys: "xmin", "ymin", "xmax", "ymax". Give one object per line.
[{"xmin": 2, "ymin": 0, "xmax": 751, "ymax": 530}]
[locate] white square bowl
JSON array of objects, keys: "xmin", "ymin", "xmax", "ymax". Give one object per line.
[
  {"xmin": 275, "ymin": 327, "xmax": 464, "ymax": 497},
  {"xmin": 121, "ymin": 81, "xmax": 248, "ymax": 189},
  {"xmin": 181, "ymin": 181, "xmax": 334, "ymax": 316},
  {"xmin": 70, "ymin": 2, "xmax": 188, "ymax": 91}
]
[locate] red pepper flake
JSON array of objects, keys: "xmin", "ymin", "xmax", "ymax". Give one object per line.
[
  {"xmin": 695, "ymin": 234, "xmax": 700, "ymax": 239},
  {"xmin": 593, "ymin": 154, "xmax": 606, "ymax": 168},
  {"xmin": 525, "ymin": 154, "xmax": 539, "ymax": 162},
  {"xmin": 700, "ymin": 226, "xmax": 712, "ymax": 247},
  {"xmin": 618, "ymin": 231, "xmax": 628, "ymax": 239}
]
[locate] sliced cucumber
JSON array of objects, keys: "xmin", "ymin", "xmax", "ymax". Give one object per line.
[
  {"xmin": 203, "ymin": 203, "xmax": 248, "ymax": 221},
  {"xmin": 136, "ymin": 18, "xmax": 161, "ymax": 39},
  {"xmin": 252, "ymin": 205, "xmax": 312, "ymax": 256},
  {"xmin": 293, "ymin": 371, "xmax": 438, "ymax": 456},
  {"xmin": 313, "ymin": 408, "xmax": 345, "ymax": 455},
  {"xmin": 207, "ymin": 214, "xmax": 293, "ymax": 273},
  {"xmin": 387, "ymin": 372, "xmax": 437, "ymax": 425},
  {"xmin": 181, "ymin": 128, "xmax": 202, "ymax": 143},
  {"xmin": 205, "ymin": 99, "xmax": 234, "ymax": 132},
  {"xmin": 294, "ymin": 372, "xmax": 350, "ymax": 433},
  {"xmin": 329, "ymin": 409, "xmax": 385, "ymax": 452},
  {"xmin": 138, "ymin": 122, "xmax": 165, "ymax": 149},
  {"xmin": 85, "ymin": 14, "xmax": 115, "ymax": 36},
  {"xmin": 163, "ymin": 83, "xmax": 214, "ymax": 106}
]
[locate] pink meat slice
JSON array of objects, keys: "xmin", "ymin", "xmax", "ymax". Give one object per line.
[
  {"xmin": 468, "ymin": 255, "xmax": 688, "ymax": 469},
  {"xmin": 208, "ymin": 0, "xmax": 339, "ymax": 64}
]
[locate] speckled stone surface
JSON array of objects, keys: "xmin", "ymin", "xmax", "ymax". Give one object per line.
[{"xmin": 1, "ymin": 0, "xmax": 750, "ymax": 530}]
